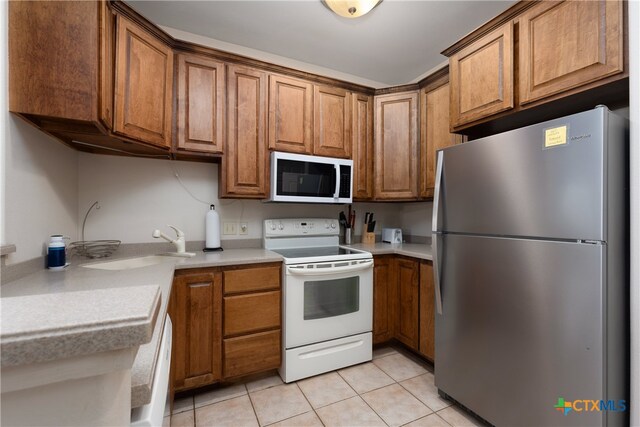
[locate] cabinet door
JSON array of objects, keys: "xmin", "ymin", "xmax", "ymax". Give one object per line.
[
  {"xmin": 99, "ymin": 1, "xmax": 115, "ymax": 129},
  {"xmin": 114, "ymin": 16, "xmax": 173, "ymax": 148},
  {"xmin": 419, "ymin": 262, "xmax": 435, "ymax": 361},
  {"xmin": 268, "ymin": 75, "xmax": 313, "ymax": 154},
  {"xmin": 374, "ymin": 92, "xmax": 419, "ymax": 200},
  {"xmin": 373, "ymin": 256, "xmax": 395, "ymax": 344},
  {"xmin": 352, "ymin": 93, "xmax": 374, "ymax": 200},
  {"xmin": 449, "ymin": 22, "xmax": 513, "ymax": 128},
  {"xmin": 222, "ymin": 65, "xmax": 268, "ymax": 198},
  {"xmin": 420, "ymin": 83, "xmax": 463, "ymax": 198},
  {"xmin": 170, "ymin": 272, "xmax": 222, "ymax": 392},
  {"xmin": 313, "ymin": 85, "xmax": 351, "ymax": 158},
  {"xmin": 176, "ymin": 54, "xmax": 225, "ymax": 153},
  {"xmin": 518, "ymin": 0, "xmax": 624, "ymax": 105},
  {"xmin": 395, "ymin": 258, "xmax": 419, "ymax": 350}
]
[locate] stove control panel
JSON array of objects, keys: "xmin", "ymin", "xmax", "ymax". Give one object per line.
[{"xmin": 264, "ymin": 218, "xmax": 340, "ymax": 237}]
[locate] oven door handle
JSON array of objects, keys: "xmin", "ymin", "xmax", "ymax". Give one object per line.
[{"xmin": 287, "ymin": 259, "xmax": 373, "ymax": 276}]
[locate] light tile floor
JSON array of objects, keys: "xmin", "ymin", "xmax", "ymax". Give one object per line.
[{"xmin": 168, "ymin": 345, "xmax": 487, "ymax": 427}]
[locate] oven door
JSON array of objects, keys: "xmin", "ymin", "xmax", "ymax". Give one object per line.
[{"xmin": 284, "ymin": 259, "xmax": 373, "ymax": 348}]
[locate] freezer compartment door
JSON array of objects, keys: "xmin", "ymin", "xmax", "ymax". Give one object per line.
[
  {"xmin": 435, "ymin": 234, "xmax": 607, "ymax": 427},
  {"xmin": 438, "ymin": 108, "xmax": 606, "ymax": 241}
]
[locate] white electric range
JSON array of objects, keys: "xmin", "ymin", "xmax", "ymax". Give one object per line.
[{"xmin": 264, "ymin": 218, "xmax": 373, "ymax": 383}]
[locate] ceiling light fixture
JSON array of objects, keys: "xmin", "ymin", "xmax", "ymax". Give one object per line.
[{"xmin": 322, "ymin": 0, "xmax": 383, "ymax": 18}]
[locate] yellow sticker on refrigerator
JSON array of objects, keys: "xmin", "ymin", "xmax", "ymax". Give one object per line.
[{"xmin": 544, "ymin": 126, "xmax": 567, "ymax": 148}]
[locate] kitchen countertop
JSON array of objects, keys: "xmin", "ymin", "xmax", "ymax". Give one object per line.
[
  {"xmin": 0, "ymin": 248, "xmax": 282, "ymax": 408},
  {"xmin": 347, "ymin": 242, "xmax": 433, "ymax": 261}
]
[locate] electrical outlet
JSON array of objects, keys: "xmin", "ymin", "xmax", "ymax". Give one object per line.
[
  {"xmin": 239, "ymin": 222, "xmax": 248, "ymax": 235},
  {"xmin": 223, "ymin": 222, "xmax": 237, "ymax": 235}
]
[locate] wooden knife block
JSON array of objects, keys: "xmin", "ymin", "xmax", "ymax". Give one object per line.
[{"xmin": 362, "ymin": 232, "xmax": 376, "ymax": 244}]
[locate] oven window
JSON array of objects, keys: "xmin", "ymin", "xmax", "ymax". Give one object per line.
[{"xmin": 303, "ymin": 277, "xmax": 359, "ymax": 320}]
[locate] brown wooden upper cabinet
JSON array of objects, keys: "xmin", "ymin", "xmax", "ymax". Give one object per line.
[
  {"xmin": 420, "ymin": 81, "xmax": 463, "ymax": 199},
  {"xmin": 313, "ymin": 86, "xmax": 352, "ymax": 158},
  {"xmin": 352, "ymin": 93, "xmax": 374, "ymax": 200},
  {"xmin": 374, "ymin": 92, "xmax": 419, "ymax": 200},
  {"xmin": 114, "ymin": 15, "xmax": 174, "ymax": 148},
  {"xmin": 221, "ymin": 65, "xmax": 269, "ymax": 198},
  {"xmin": 445, "ymin": 0, "xmax": 625, "ymax": 131},
  {"xmin": 170, "ymin": 271, "xmax": 222, "ymax": 392},
  {"xmin": 449, "ymin": 22, "xmax": 514, "ymax": 129},
  {"xmin": 518, "ymin": 0, "xmax": 624, "ymax": 105},
  {"xmin": 176, "ymin": 54, "xmax": 225, "ymax": 154},
  {"xmin": 268, "ymin": 75, "xmax": 313, "ymax": 154},
  {"xmin": 9, "ymin": 1, "xmax": 114, "ymax": 132}
]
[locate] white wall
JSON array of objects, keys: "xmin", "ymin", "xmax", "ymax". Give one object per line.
[
  {"xmin": 629, "ymin": 0, "xmax": 639, "ymax": 424},
  {"xmin": 1, "ymin": 1, "xmax": 79, "ymax": 265},
  {"xmin": 77, "ymin": 153, "xmax": 428, "ymax": 245}
]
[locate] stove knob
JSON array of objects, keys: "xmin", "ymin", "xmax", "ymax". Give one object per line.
[
  {"xmin": 331, "ymin": 222, "xmax": 336, "ymax": 229},
  {"xmin": 325, "ymin": 222, "xmax": 330, "ymax": 229},
  {"xmin": 270, "ymin": 222, "xmax": 276, "ymax": 230},
  {"xmin": 278, "ymin": 223, "xmax": 284, "ymax": 230}
]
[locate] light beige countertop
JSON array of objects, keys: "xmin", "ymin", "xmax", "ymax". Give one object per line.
[
  {"xmin": 347, "ymin": 242, "xmax": 433, "ymax": 261},
  {"xmin": 0, "ymin": 247, "xmax": 282, "ymax": 408}
]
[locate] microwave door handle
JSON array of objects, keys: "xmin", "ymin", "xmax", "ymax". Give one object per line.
[{"xmin": 333, "ymin": 165, "xmax": 340, "ymax": 199}]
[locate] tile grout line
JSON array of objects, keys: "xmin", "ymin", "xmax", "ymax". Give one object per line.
[
  {"xmin": 293, "ymin": 381, "xmax": 328, "ymax": 427},
  {"xmin": 245, "ymin": 388, "xmax": 264, "ymax": 427},
  {"xmin": 335, "ymin": 367, "xmax": 392, "ymax": 427}
]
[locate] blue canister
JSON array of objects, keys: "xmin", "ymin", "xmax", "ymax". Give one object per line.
[{"xmin": 47, "ymin": 235, "xmax": 67, "ymax": 270}]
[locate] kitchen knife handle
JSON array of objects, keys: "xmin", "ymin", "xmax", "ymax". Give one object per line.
[
  {"xmin": 432, "ymin": 232, "xmax": 443, "ymax": 315},
  {"xmin": 432, "ymin": 150, "xmax": 443, "ymax": 233}
]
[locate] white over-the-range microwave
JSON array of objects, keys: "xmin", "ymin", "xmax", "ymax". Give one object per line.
[{"xmin": 267, "ymin": 152, "xmax": 353, "ymax": 204}]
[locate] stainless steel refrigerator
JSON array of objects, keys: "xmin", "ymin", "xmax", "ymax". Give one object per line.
[{"xmin": 431, "ymin": 106, "xmax": 628, "ymax": 427}]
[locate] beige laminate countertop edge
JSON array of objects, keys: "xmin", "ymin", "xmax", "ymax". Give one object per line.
[{"xmin": 0, "ymin": 248, "xmax": 283, "ymax": 408}]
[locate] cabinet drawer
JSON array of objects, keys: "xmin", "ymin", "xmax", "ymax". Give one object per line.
[
  {"xmin": 224, "ymin": 291, "xmax": 281, "ymax": 336},
  {"xmin": 224, "ymin": 266, "xmax": 280, "ymax": 294},
  {"xmin": 223, "ymin": 330, "xmax": 281, "ymax": 378}
]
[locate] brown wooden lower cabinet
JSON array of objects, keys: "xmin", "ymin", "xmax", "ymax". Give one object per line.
[
  {"xmin": 373, "ymin": 256, "xmax": 435, "ymax": 361},
  {"xmin": 373, "ymin": 255, "xmax": 395, "ymax": 344},
  {"xmin": 223, "ymin": 330, "xmax": 281, "ymax": 379},
  {"xmin": 224, "ymin": 291, "xmax": 280, "ymax": 336},
  {"xmin": 395, "ymin": 257, "xmax": 420, "ymax": 349},
  {"xmin": 169, "ymin": 263, "xmax": 281, "ymax": 392},
  {"xmin": 170, "ymin": 271, "xmax": 222, "ymax": 392}
]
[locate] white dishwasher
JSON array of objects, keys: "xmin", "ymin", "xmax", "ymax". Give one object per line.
[{"xmin": 131, "ymin": 316, "xmax": 172, "ymax": 427}]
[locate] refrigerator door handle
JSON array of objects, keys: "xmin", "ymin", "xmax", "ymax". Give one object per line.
[
  {"xmin": 432, "ymin": 232, "xmax": 443, "ymax": 314},
  {"xmin": 432, "ymin": 150, "xmax": 443, "ymax": 233}
]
